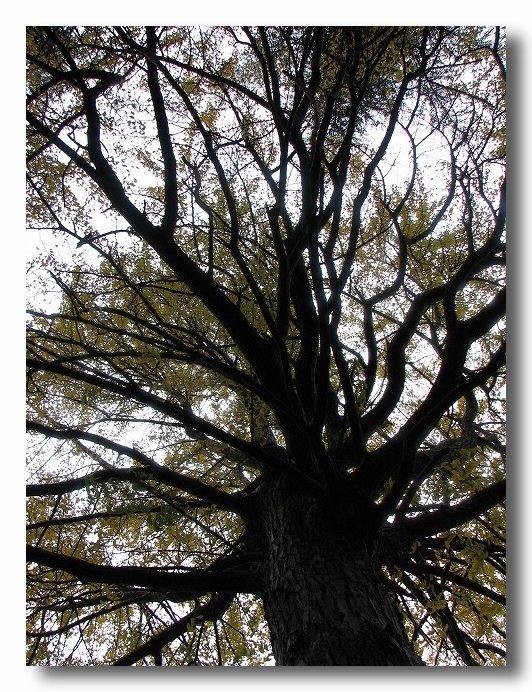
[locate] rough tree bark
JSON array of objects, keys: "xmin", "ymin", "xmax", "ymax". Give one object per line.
[{"xmin": 255, "ymin": 473, "xmax": 424, "ymax": 666}]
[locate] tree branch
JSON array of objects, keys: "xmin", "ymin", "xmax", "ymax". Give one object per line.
[
  {"xmin": 27, "ymin": 544, "xmax": 262, "ymax": 596},
  {"xmin": 388, "ymin": 478, "xmax": 505, "ymax": 541}
]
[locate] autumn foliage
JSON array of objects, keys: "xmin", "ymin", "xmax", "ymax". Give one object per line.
[{"xmin": 26, "ymin": 26, "xmax": 505, "ymax": 665}]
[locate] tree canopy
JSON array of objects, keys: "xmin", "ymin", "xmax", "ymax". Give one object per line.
[{"xmin": 26, "ymin": 26, "xmax": 505, "ymax": 666}]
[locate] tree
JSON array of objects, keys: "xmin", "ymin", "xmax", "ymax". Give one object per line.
[{"xmin": 26, "ymin": 26, "xmax": 506, "ymax": 666}]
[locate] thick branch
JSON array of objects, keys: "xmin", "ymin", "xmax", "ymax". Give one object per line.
[
  {"xmin": 26, "ymin": 359, "xmax": 322, "ymax": 495},
  {"xmin": 145, "ymin": 26, "xmax": 179, "ymax": 233},
  {"xmin": 388, "ymin": 479, "xmax": 506, "ymax": 541},
  {"xmin": 26, "ymin": 421, "xmax": 248, "ymax": 515},
  {"xmin": 27, "ymin": 544, "xmax": 262, "ymax": 595},
  {"xmin": 112, "ymin": 591, "xmax": 235, "ymax": 666}
]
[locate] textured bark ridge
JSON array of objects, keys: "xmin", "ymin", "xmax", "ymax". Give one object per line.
[{"xmin": 257, "ymin": 475, "xmax": 423, "ymax": 666}]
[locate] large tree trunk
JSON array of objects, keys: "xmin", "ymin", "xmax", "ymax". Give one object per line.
[{"xmin": 257, "ymin": 475, "xmax": 424, "ymax": 666}]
